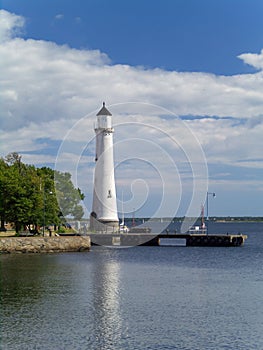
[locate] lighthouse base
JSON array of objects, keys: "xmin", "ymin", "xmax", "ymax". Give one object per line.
[{"xmin": 89, "ymin": 215, "xmax": 119, "ymax": 232}]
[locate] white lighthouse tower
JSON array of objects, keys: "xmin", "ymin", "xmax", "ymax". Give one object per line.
[{"xmin": 90, "ymin": 102, "xmax": 119, "ymax": 231}]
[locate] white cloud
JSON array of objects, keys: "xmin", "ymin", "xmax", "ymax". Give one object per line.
[
  {"xmin": 0, "ymin": 9, "xmax": 24, "ymax": 42},
  {"xmin": 75, "ymin": 17, "xmax": 82, "ymax": 24},
  {"xmin": 55, "ymin": 14, "xmax": 64, "ymax": 20},
  {"xmin": 238, "ymin": 49, "xmax": 263, "ymax": 70},
  {"xmin": 186, "ymin": 116, "xmax": 263, "ymax": 165},
  {"xmin": 1, "ymin": 9, "xmax": 263, "ymax": 216},
  {"xmin": 1, "ymin": 8, "xmax": 263, "ymax": 136}
]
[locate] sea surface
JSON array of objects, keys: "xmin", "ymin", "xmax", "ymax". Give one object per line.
[{"xmin": 0, "ymin": 222, "xmax": 263, "ymax": 350}]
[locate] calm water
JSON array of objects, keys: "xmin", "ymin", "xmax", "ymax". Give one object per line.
[{"xmin": 0, "ymin": 222, "xmax": 263, "ymax": 350}]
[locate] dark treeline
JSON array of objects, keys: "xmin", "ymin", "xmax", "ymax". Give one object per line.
[{"xmin": 0, "ymin": 152, "xmax": 84, "ymax": 233}]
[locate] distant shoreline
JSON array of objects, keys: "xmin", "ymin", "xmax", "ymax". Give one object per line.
[
  {"xmin": 214, "ymin": 219, "xmax": 263, "ymax": 223},
  {"xmin": 121, "ymin": 217, "xmax": 263, "ymax": 223}
]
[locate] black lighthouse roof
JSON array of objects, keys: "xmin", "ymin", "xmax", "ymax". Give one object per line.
[{"xmin": 96, "ymin": 102, "xmax": 112, "ymax": 116}]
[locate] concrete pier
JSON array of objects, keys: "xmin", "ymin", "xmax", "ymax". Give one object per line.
[
  {"xmin": 158, "ymin": 233, "xmax": 247, "ymax": 247},
  {"xmin": 1, "ymin": 233, "xmax": 246, "ymax": 252},
  {"xmin": 90, "ymin": 233, "xmax": 247, "ymax": 247}
]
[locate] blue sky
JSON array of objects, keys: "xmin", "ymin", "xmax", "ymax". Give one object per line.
[
  {"xmin": 1, "ymin": 1, "xmax": 263, "ymax": 218},
  {"xmin": 3, "ymin": 0, "xmax": 263, "ymax": 74}
]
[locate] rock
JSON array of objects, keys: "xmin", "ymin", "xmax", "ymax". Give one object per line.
[{"xmin": 0, "ymin": 236, "xmax": 91, "ymax": 254}]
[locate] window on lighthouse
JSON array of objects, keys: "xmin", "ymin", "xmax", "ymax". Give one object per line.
[{"xmin": 107, "ymin": 190, "xmax": 112, "ymax": 198}]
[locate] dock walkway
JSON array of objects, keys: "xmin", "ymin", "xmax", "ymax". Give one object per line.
[{"xmin": 90, "ymin": 233, "xmax": 247, "ymax": 247}]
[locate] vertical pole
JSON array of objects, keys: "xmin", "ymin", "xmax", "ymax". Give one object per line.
[
  {"xmin": 132, "ymin": 208, "xmax": 135, "ymax": 227},
  {"xmin": 43, "ymin": 190, "xmax": 45, "ymax": 236},
  {"xmin": 206, "ymin": 192, "xmax": 216, "ymax": 233},
  {"xmin": 206, "ymin": 191, "xmax": 209, "ymax": 220}
]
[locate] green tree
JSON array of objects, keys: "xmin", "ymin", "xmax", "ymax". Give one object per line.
[
  {"xmin": 4, "ymin": 155, "xmax": 40, "ymax": 232},
  {"xmin": 54, "ymin": 171, "xmax": 84, "ymax": 221},
  {"xmin": 0, "ymin": 158, "xmax": 10, "ymax": 231},
  {"xmin": 37, "ymin": 167, "xmax": 61, "ymax": 229},
  {"xmin": 0, "ymin": 153, "xmax": 85, "ymax": 233}
]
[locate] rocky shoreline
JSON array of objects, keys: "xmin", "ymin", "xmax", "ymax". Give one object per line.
[{"xmin": 0, "ymin": 236, "xmax": 91, "ymax": 254}]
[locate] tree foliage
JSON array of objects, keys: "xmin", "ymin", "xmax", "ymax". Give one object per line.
[{"xmin": 0, "ymin": 153, "xmax": 85, "ymax": 232}]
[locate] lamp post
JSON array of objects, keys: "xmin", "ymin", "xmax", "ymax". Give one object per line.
[
  {"xmin": 132, "ymin": 208, "xmax": 135, "ymax": 227},
  {"xmin": 43, "ymin": 190, "xmax": 53, "ymax": 236},
  {"xmin": 206, "ymin": 192, "xmax": 216, "ymax": 220}
]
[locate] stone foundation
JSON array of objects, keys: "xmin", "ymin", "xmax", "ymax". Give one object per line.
[{"xmin": 0, "ymin": 236, "xmax": 91, "ymax": 254}]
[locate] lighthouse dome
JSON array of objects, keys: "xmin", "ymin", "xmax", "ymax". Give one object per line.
[
  {"xmin": 96, "ymin": 102, "xmax": 112, "ymax": 116},
  {"xmin": 96, "ymin": 102, "xmax": 112, "ymax": 129}
]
